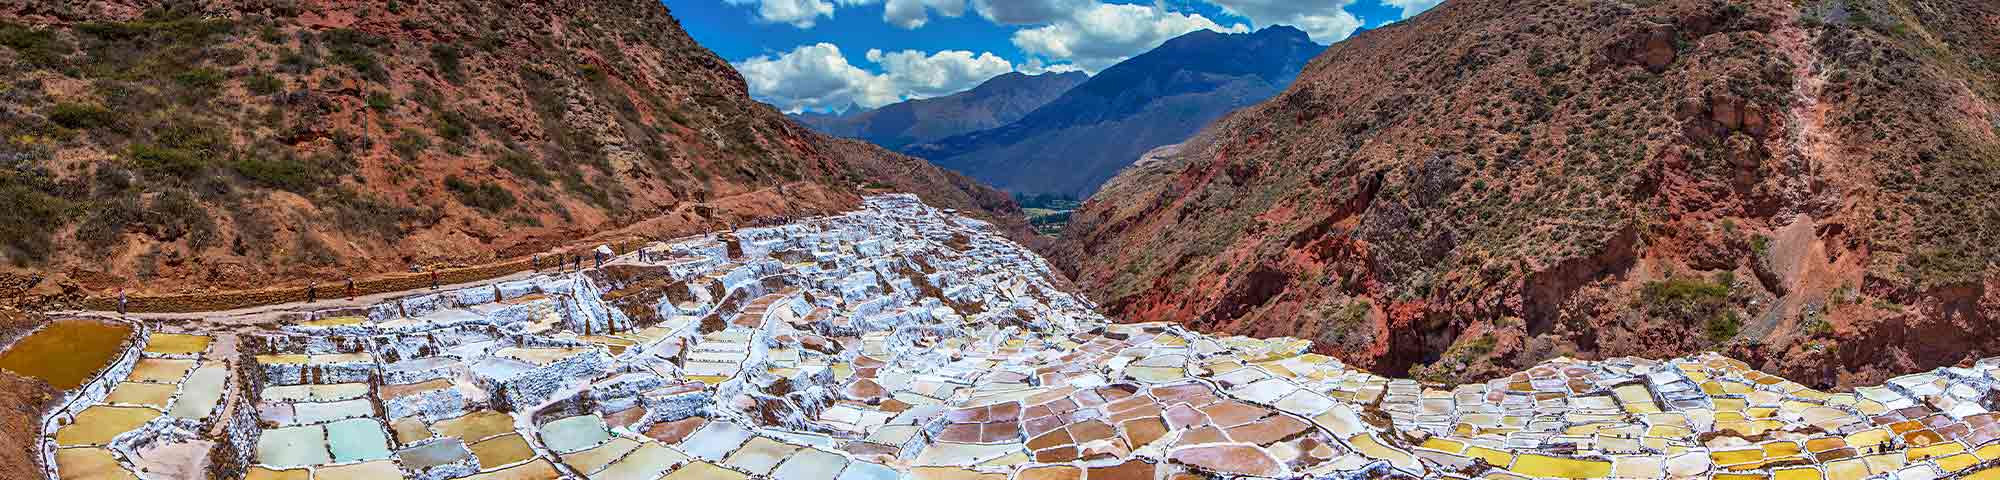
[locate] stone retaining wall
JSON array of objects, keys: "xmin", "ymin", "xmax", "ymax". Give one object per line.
[{"xmin": 82, "ymin": 239, "xmax": 648, "ymax": 313}]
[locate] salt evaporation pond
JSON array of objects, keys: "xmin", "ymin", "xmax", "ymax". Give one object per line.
[{"xmin": 0, "ymin": 318, "xmax": 132, "ymax": 389}]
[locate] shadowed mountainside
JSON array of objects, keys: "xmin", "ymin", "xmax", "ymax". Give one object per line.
[
  {"xmin": 792, "ymin": 71, "xmax": 1087, "ymax": 152},
  {"xmin": 908, "ymin": 26, "xmax": 1323, "ymax": 197}
]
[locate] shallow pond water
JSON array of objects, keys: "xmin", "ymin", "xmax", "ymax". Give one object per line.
[{"xmin": 0, "ymin": 318, "xmax": 133, "ymax": 390}]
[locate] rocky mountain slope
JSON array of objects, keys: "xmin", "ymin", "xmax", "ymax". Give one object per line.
[
  {"xmin": 792, "ymin": 71, "xmax": 1087, "ymax": 152},
  {"xmin": 1058, "ymin": 0, "xmax": 2000, "ymax": 388},
  {"xmin": 908, "ymin": 26, "xmax": 1322, "ymax": 197},
  {"xmin": 0, "ymin": 0, "xmax": 1016, "ymax": 300}
]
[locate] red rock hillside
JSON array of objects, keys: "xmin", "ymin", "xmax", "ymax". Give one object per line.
[
  {"xmin": 0, "ymin": 0, "xmax": 1016, "ymax": 302},
  {"xmin": 1056, "ymin": 0, "xmax": 1999, "ymax": 388}
]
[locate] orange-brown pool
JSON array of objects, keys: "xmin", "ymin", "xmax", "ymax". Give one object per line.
[{"xmin": 0, "ymin": 318, "xmax": 133, "ymax": 390}]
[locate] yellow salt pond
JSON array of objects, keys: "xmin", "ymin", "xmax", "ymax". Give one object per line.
[
  {"xmin": 56, "ymin": 405, "xmax": 160, "ymax": 447},
  {"xmin": 103, "ymin": 382, "xmax": 176, "ymax": 409},
  {"xmin": 435, "ymin": 410, "xmax": 515, "ymax": 443},
  {"xmin": 55, "ymin": 447, "xmax": 136, "ymax": 480},
  {"xmin": 125, "ymin": 359, "xmax": 195, "ymax": 384},
  {"xmin": 1507, "ymin": 453, "xmax": 1614, "ymax": 478},
  {"xmin": 472, "ymin": 433, "xmax": 538, "ymax": 469},
  {"xmin": 0, "ymin": 319, "xmax": 132, "ymax": 390},
  {"xmin": 299, "ymin": 316, "xmax": 367, "ymax": 328},
  {"xmin": 141, "ymin": 333, "xmax": 211, "ymax": 356}
]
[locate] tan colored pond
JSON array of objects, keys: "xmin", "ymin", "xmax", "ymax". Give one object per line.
[
  {"xmin": 141, "ymin": 333, "xmax": 211, "ymax": 356},
  {"xmin": 55, "ymin": 405, "xmax": 160, "ymax": 447},
  {"xmin": 0, "ymin": 318, "xmax": 132, "ymax": 390}
]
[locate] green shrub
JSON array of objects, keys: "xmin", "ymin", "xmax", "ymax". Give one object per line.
[
  {"xmin": 244, "ymin": 73, "xmax": 283, "ymax": 95},
  {"xmin": 127, "ymin": 143, "xmax": 207, "ymax": 179},
  {"xmin": 365, "ymin": 91, "xmax": 394, "ymax": 111},
  {"xmin": 322, "ymin": 29, "xmax": 388, "ymax": 82},
  {"xmin": 0, "ymin": 181, "xmax": 65, "ymax": 264},
  {"xmin": 230, "ymin": 155, "xmax": 320, "ymax": 192},
  {"xmin": 77, "ymin": 195, "xmax": 144, "ymax": 249},
  {"xmin": 174, "ymin": 67, "xmax": 223, "ymax": 89},
  {"xmin": 319, "ymin": 188, "xmax": 414, "ymax": 239},
  {"xmin": 443, "ymin": 175, "xmax": 516, "ymax": 213},
  {"xmin": 0, "ymin": 22, "xmax": 70, "ymax": 68},
  {"xmin": 1705, "ymin": 311, "xmax": 1742, "ymax": 342},
  {"xmin": 391, "ymin": 129, "xmax": 430, "ymax": 160},
  {"xmin": 430, "ymin": 44, "xmax": 463, "ymax": 84},
  {"xmin": 147, "ymin": 189, "xmax": 216, "ymax": 248},
  {"xmin": 433, "ymin": 110, "xmax": 472, "ymax": 143},
  {"xmin": 494, "ymin": 151, "xmax": 549, "ymax": 183},
  {"xmin": 48, "ymin": 102, "xmax": 116, "ymax": 130}
]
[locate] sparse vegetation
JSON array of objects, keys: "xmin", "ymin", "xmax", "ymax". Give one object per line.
[
  {"xmin": 322, "ymin": 29, "xmax": 388, "ymax": 82},
  {"xmin": 48, "ymin": 102, "xmax": 116, "ymax": 130},
  {"xmin": 431, "ymin": 44, "xmax": 464, "ymax": 83},
  {"xmin": 244, "ymin": 73, "xmax": 283, "ymax": 95},
  {"xmin": 444, "ymin": 175, "xmax": 516, "ymax": 213},
  {"xmin": 0, "ymin": 22, "xmax": 71, "ymax": 68},
  {"xmin": 366, "ymin": 90, "xmax": 394, "ymax": 111}
]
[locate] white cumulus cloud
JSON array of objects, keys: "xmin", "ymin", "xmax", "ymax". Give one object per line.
[
  {"xmin": 866, "ymin": 48, "xmax": 1017, "ymax": 98},
  {"xmin": 735, "ymin": 43, "xmax": 1031, "ymax": 113},
  {"xmin": 879, "ymin": 0, "xmax": 968, "ymax": 29},
  {"xmin": 1199, "ymin": 0, "xmax": 1364, "ymax": 43},
  {"xmin": 1381, "ymin": 0, "xmax": 1447, "ymax": 19},
  {"xmin": 968, "ymin": 0, "xmax": 1094, "ymax": 25},
  {"xmin": 1010, "ymin": 2, "xmax": 1247, "ymax": 73},
  {"xmin": 721, "ymin": 0, "xmax": 837, "ymax": 28}
]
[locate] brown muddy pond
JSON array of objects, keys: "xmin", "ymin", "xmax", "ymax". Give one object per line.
[{"xmin": 0, "ymin": 318, "xmax": 133, "ymax": 390}]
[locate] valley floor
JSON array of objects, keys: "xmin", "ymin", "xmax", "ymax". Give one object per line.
[{"xmin": 8, "ymin": 195, "xmax": 1999, "ymax": 480}]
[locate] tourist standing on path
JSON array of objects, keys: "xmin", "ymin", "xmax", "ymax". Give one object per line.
[
  {"xmin": 307, "ymin": 281, "xmax": 317, "ymax": 303},
  {"xmin": 117, "ymin": 288, "xmax": 127, "ymax": 316},
  {"xmin": 347, "ymin": 277, "xmax": 356, "ymax": 300},
  {"xmin": 430, "ymin": 270, "xmax": 439, "ymax": 290}
]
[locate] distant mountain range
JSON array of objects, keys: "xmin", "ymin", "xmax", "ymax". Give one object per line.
[
  {"xmin": 904, "ymin": 26, "xmax": 1324, "ymax": 197},
  {"xmin": 792, "ymin": 71, "xmax": 1087, "ymax": 151}
]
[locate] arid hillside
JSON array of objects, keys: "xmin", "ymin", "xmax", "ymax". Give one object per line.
[
  {"xmin": 1059, "ymin": 0, "xmax": 1999, "ymax": 388},
  {"xmin": 0, "ymin": 0, "xmax": 1016, "ymax": 303}
]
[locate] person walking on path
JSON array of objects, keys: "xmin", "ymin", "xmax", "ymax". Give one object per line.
[
  {"xmin": 117, "ymin": 288, "xmax": 127, "ymax": 316},
  {"xmin": 347, "ymin": 277, "xmax": 357, "ymax": 300},
  {"xmin": 430, "ymin": 270, "xmax": 439, "ymax": 290},
  {"xmin": 307, "ymin": 281, "xmax": 317, "ymax": 303}
]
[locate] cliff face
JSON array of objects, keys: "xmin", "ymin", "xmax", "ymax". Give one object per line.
[
  {"xmin": 1059, "ymin": 0, "xmax": 2000, "ymax": 388},
  {"xmin": 793, "ymin": 71, "xmax": 1088, "ymax": 152},
  {"xmin": 908, "ymin": 26, "xmax": 1323, "ymax": 197},
  {"xmin": 0, "ymin": 0, "xmax": 1014, "ymax": 299}
]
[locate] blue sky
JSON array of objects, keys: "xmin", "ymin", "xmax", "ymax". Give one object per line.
[{"xmin": 663, "ymin": 0, "xmax": 1445, "ymax": 113}]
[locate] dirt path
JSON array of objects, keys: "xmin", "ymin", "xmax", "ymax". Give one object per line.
[{"xmin": 62, "ymin": 182, "xmax": 839, "ymax": 316}]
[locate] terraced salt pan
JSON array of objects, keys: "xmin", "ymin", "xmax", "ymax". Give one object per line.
[
  {"xmin": 469, "ymin": 433, "xmax": 537, "ymax": 470},
  {"xmin": 255, "ymin": 425, "xmax": 330, "ymax": 468},
  {"xmin": 54, "ymin": 447, "xmax": 136, "ymax": 480},
  {"xmin": 289, "ymin": 398, "xmax": 374, "ymax": 425},
  {"xmin": 168, "ymin": 363, "xmax": 229, "ymax": 419},
  {"xmin": 55, "ymin": 405, "xmax": 160, "ymax": 447},
  {"xmin": 539, "ymin": 414, "xmax": 611, "ymax": 454}
]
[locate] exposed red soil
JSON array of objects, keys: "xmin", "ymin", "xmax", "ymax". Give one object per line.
[{"xmin": 1056, "ymin": 0, "xmax": 2000, "ymax": 388}]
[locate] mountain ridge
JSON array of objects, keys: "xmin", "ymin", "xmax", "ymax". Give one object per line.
[
  {"xmin": 791, "ymin": 70, "xmax": 1087, "ymax": 151},
  {"xmin": 908, "ymin": 25, "xmax": 1323, "ymax": 197}
]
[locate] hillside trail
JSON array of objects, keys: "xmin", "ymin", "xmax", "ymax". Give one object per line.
[{"xmin": 47, "ymin": 181, "xmax": 828, "ymax": 326}]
